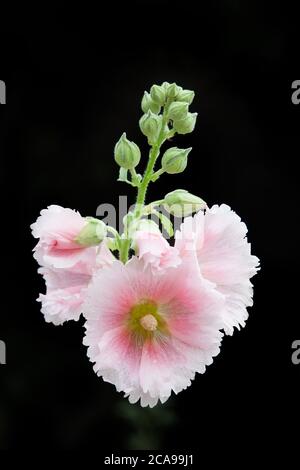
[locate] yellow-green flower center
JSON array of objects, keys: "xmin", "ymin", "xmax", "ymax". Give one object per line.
[{"xmin": 127, "ymin": 300, "xmax": 168, "ymax": 340}]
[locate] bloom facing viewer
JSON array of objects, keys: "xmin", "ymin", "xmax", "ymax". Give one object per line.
[{"xmin": 83, "ymin": 254, "xmax": 225, "ymax": 407}]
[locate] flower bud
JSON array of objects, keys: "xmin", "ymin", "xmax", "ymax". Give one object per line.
[
  {"xmin": 139, "ymin": 110, "xmax": 162, "ymax": 145},
  {"xmin": 166, "ymin": 82, "xmax": 182, "ymax": 99},
  {"xmin": 168, "ymin": 101, "xmax": 189, "ymax": 121},
  {"xmin": 161, "ymin": 147, "xmax": 192, "ymax": 174},
  {"xmin": 141, "ymin": 91, "xmax": 161, "ymax": 114},
  {"xmin": 173, "ymin": 112, "xmax": 198, "ymax": 134},
  {"xmin": 162, "ymin": 81, "xmax": 170, "ymax": 91},
  {"xmin": 176, "ymin": 89, "xmax": 195, "ymax": 104},
  {"xmin": 150, "ymin": 84, "xmax": 166, "ymax": 106},
  {"xmin": 163, "ymin": 189, "xmax": 206, "ymax": 217},
  {"xmin": 75, "ymin": 218, "xmax": 107, "ymax": 246},
  {"xmin": 114, "ymin": 133, "xmax": 141, "ymax": 169}
]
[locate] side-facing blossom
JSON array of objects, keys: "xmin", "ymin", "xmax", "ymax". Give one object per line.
[
  {"xmin": 175, "ymin": 204, "xmax": 260, "ymax": 335},
  {"xmin": 31, "ymin": 205, "xmax": 116, "ymax": 325},
  {"xmin": 37, "ymin": 265, "xmax": 91, "ymax": 325},
  {"xmin": 83, "ymin": 253, "xmax": 225, "ymax": 407},
  {"xmin": 37, "ymin": 242, "xmax": 116, "ymax": 325},
  {"xmin": 31, "ymin": 205, "xmax": 97, "ymax": 270}
]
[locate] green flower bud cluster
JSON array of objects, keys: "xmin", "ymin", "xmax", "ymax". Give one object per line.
[
  {"xmin": 166, "ymin": 85, "xmax": 197, "ymax": 135},
  {"xmin": 114, "ymin": 82, "xmax": 197, "ymax": 185},
  {"xmin": 138, "ymin": 82, "xmax": 197, "ymax": 153},
  {"xmin": 114, "ymin": 133, "xmax": 141, "ymax": 170},
  {"xmin": 109, "ymin": 81, "xmax": 205, "ymax": 264},
  {"xmin": 145, "ymin": 82, "xmax": 194, "ymax": 109}
]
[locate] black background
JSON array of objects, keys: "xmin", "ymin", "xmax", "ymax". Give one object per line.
[{"xmin": 0, "ymin": 0, "xmax": 299, "ymax": 453}]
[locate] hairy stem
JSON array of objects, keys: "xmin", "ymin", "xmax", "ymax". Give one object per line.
[
  {"xmin": 119, "ymin": 101, "xmax": 171, "ymax": 263},
  {"xmin": 134, "ymin": 104, "xmax": 170, "ymax": 218}
]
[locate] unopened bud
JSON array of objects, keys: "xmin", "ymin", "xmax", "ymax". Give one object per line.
[
  {"xmin": 161, "ymin": 147, "xmax": 192, "ymax": 174},
  {"xmin": 168, "ymin": 101, "xmax": 189, "ymax": 121},
  {"xmin": 166, "ymin": 82, "xmax": 182, "ymax": 99},
  {"xmin": 173, "ymin": 112, "xmax": 197, "ymax": 134},
  {"xmin": 141, "ymin": 91, "xmax": 161, "ymax": 114},
  {"xmin": 162, "ymin": 81, "xmax": 170, "ymax": 92},
  {"xmin": 163, "ymin": 189, "xmax": 206, "ymax": 217},
  {"xmin": 139, "ymin": 110, "xmax": 162, "ymax": 145},
  {"xmin": 114, "ymin": 133, "xmax": 141, "ymax": 169},
  {"xmin": 150, "ymin": 84, "xmax": 166, "ymax": 106},
  {"xmin": 75, "ymin": 218, "xmax": 107, "ymax": 246},
  {"xmin": 176, "ymin": 89, "xmax": 195, "ymax": 104}
]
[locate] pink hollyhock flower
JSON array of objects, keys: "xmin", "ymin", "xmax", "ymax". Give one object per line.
[
  {"xmin": 31, "ymin": 205, "xmax": 96, "ymax": 270},
  {"xmin": 175, "ymin": 204, "xmax": 260, "ymax": 335},
  {"xmin": 37, "ymin": 241, "xmax": 115, "ymax": 325},
  {"xmin": 37, "ymin": 267, "xmax": 91, "ymax": 325},
  {"xmin": 31, "ymin": 204, "xmax": 116, "ymax": 325},
  {"xmin": 134, "ymin": 230, "xmax": 181, "ymax": 271},
  {"xmin": 95, "ymin": 240, "xmax": 117, "ymax": 269},
  {"xmin": 83, "ymin": 254, "xmax": 225, "ymax": 407}
]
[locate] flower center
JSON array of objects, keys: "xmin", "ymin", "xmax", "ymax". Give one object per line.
[
  {"xmin": 127, "ymin": 300, "xmax": 169, "ymax": 340},
  {"xmin": 139, "ymin": 314, "xmax": 158, "ymax": 331}
]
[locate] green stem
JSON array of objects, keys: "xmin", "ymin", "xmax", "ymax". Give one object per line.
[
  {"xmin": 130, "ymin": 168, "xmax": 141, "ymax": 187},
  {"xmin": 151, "ymin": 168, "xmax": 165, "ymax": 182},
  {"xmin": 107, "ymin": 225, "xmax": 120, "ymax": 238},
  {"xmin": 119, "ymin": 238, "xmax": 131, "ymax": 263},
  {"xmin": 143, "ymin": 199, "xmax": 164, "ymax": 215},
  {"xmin": 119, "ymin": 101, "xmax": 171, "ymax": 263},
  {"xmin": 134, "ymin": 104, "xmax": 170, "ymax": 218}
]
